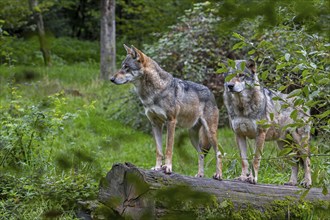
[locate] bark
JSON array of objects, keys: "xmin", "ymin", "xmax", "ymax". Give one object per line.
[
  {"xmin": 100, "ymin": 0, "xmax": 116, "ymax": 80},
  {"xmin": 28, "ymin": 0, "xmax": 51, "ymax": 66},
  {"xmin": 96, "ymin": 163, "xmax": 330, "ymax": 219}
]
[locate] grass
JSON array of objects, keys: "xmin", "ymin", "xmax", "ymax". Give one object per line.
[{"xmin": 0, "ymin": 64, "xmax": 329, "ymax": 219}]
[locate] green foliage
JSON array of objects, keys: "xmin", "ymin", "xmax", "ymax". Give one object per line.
[
  {"xmin": 116, "ymin": 0, "xmax": 195, "ymax": 48},
  {"xmin": 0, "ymin": 0, "xmax": 30, "ymax": 29},
  {"xmin": 144, "ymin": 2, "xmax": 226, "ymax": 83},
  {"xmin": 1, "ymin": 36, "xmax": 99, "ymax": 65},
  {"xmin": 0, "ymin": 84, "xmax": 76, "ymax": 169},
  {"xmin": 0, "ymin": 20, "xmax": 15, "ymax": 65},
  {"xmin": 0, "ymin": 63, "xmax": 328, "ymax": 219}
]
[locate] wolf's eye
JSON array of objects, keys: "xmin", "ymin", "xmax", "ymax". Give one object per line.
[
  {"xmin": 123, "ymin": 64, "xmax": 129, "ymax": 69},
  {"xmin": 238, "ymin": 73, "xmax": 245, "ymax": 78}
]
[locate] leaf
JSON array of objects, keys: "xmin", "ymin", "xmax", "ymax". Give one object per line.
[
  {"xmin": 278, "ymin": 147, "xmax": 292, "ymax": 156},
  {"xmin": 225, "ymin": 73, "xmax": 236, "ymax": 82},
  {"xmin": 310, "ymin": 62, "xmax": 317, "ymax": 69},
  {"xmin": 301, "ymin": 50, "xmax": 307, "ymax": 57},
  {"xmin": 287, "ymin": 89, "xmax": 302, "ymax": 98},
  {"xmin": 227, "ymin": 59, "xmax": 236, "ymax": 68},
  {"xmin": 290, "ymin": 109, "xmax": 298, "ymax": 120},
  {"xmin": 248, "ymin": 49, "xmax": 256, "ymax": 55},
  {"xmin": 217, "ymin": 143, "xmax": 224, "ymax": 156},
  {"xmin": 278, "ymin": 85, "xmax": 288, "ymax": 92},
  {"xmin": 302, "ymin": 86, "xmax": 309, "ymax": 97},
  {"xmin": 232, "ymin": 32, "xmax": 245, "ymax": 41},
  {"xmin": 285, "ymin": 53, "xmax": 290, "ymax": 61},
  {"xmin": 302, "ymin": 70, "xmax": 310, "ymax": 78},
  {"xmin": 232, "ymin": 42, "xmax": 245, "ymax": 50},
  {"xmin": 216, "ymin": 68, "xmax": 227, "ymax": 74},
  {"xmin": 315, "ymin": 110, "xmax": 330, "ymax": 119},
  {"xmin": 261, "ymin": 70, "xmax": 268, "ymax": 80},
  {"xmin": 276, "ymin": 63, "xmax": 287, "ymax": 70}
]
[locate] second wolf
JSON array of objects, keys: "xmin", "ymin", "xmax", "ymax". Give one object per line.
[
  {"xmin": 223, "ymin": 59, "xmax": 311, "ymax": 188},
  {"xmin": 111, "ymin": 45, "xmax": 222, "ymax": 180}
]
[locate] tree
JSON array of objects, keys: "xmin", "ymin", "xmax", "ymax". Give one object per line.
[
  {"xmin": 28, "ymin": 0, "xmax": 51, "ymax": 66},
  {"xmin": 100, "ymin": 0, "xmax": 116, "ymax": 80}
]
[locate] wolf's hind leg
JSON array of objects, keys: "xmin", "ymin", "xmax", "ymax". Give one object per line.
[
  {"xmin": 189, "ymin": 125, "xmax": 209, "ymax": 178},
  {"xmin": 201, "ymin": 117, "xmax": 222, "ymax": 180}
]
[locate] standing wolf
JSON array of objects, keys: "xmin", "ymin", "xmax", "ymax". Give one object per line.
[
  {"xmin": 223, "ymin": 59, "xmax": 311, "ymax": 188},
  {"xmin": 110, "ymin": 45, "xmax": 222, "ymax": 180}
]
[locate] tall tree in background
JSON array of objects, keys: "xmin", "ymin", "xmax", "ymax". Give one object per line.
[
  {"xmin": 28, "ymin": 0, "xmax": 51, "ymax": 66},
  {"xmin": 100, "ymin": 0, "xmax": 116, "ymax": 80}
]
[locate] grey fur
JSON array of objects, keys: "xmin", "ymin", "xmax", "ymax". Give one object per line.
[
  {"xmin": 223, "ymin": 59, "xmax": 311, "ymax": 188},
  {"xmin": 111, "ymin": 45, "xmax": 222, "ymax": 179}
]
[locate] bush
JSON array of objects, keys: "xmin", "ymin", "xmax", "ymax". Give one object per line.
[
  {"xmin": 0, "ymin": 83, "xmax": 77, "ymax": 170},
  {"xmin": 1, "ymin": 36, "xmax": 99, "ymax": 66}
]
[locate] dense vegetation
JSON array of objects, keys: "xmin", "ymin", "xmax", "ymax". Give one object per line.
[{"xmin": 1, "ymin": 0, "xmax": 329, "ymax": 219}]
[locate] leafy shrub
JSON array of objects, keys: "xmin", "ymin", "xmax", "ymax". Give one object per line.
[
  {"xmin": 0, "ymin": 20, "xmax": 15, "ymax": 65},
  {"xmin": 0, "ymin": 83, "xmax": 77, "ymax": 170},
  {"xmin": 1, "ymin": 36, "xmax": 99, "ymax": 66}
]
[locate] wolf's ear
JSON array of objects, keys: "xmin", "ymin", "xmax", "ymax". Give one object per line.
[
  {"xmin": 131, "ymin": 45, "xmax": 145, "ymax": 64},
  {"xmin": 123, "ymin": 44, "xmax": 132, "ymax": 54},
  {"xmin": 246, "ymin": 59, "xmax": 257, "ymax": 74}
]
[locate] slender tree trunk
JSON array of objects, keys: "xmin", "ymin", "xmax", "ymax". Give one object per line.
[
  {"xmin": 28, "ymin": 0, "xmax": 51, "ymax": 66},
  {"xmin": 100, "ymin": 0, "xmax": 116, "ymax": 80}
]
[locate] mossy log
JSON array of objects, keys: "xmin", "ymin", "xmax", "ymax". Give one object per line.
[{"xmin": 96, "ymin": 162, "xmax": 329, "ymax": 219}]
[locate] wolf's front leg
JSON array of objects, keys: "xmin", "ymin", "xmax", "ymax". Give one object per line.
[
  {"xmin": 301, "ymin": 156, "xmax": 312, "ymax": 188},
  {"xmin": 235, "ymin": 135, "xmax": 251, "ymax": 182},
  {"xmin": 163, "ymin": 119, "xmax": 176, "ymax": 174},
  {"xmin": 252, "ymin": 130, "xmax": 266, "ymax": 184},
  {"xmin": 284, "ymin": 162, "xmax": 299, "ymax": 186},
  {"xmin": 151, "ymin": 124, "xmax": 163, "ymax": 171}
]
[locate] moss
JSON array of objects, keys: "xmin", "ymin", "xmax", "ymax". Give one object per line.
[
  {"xmin": 263, "ymin": 197, "xmax": 330, "ymax": 219},
  {"xmin": 192, "ymin": 196, "xmax": 330, "ymax": 220}
]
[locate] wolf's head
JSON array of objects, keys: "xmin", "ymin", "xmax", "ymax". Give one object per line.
[
  {"xmin": 224, "ymin": 59, "xmax": 258, "ymax": 93},
  {"xmin": 110, "ymin": 45, "xmax": 148, "ymax": 85}
]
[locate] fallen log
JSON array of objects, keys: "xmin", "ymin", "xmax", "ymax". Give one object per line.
[{"xmin": 94, "ymin": 162, "xmax": 329, "ymax": 219}]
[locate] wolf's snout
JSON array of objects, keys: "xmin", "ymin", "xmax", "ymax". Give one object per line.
[
  {"xmin": 227, "ymin": 83, "xmax": 234, "ymax": 90},
  {"xmin": 110, "ymin": 77, "xmax": 115, "ymax": 82}
]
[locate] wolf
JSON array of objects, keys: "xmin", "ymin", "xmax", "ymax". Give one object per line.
[
  {"xmin": 110, "ymin": 45, "xmax": 222, "ymax": 180},
  {"xmin": 223, "ymin": 59, "xmax": 311, "ymax": 188}
]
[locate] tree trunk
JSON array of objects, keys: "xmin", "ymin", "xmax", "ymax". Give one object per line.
[
  {"xmin": 100, "ymin": 0, "xmax": 116, "ymax": 80},
  {"xmin": 28, "ymin": 0, "xmax": 51, "ymax": 66},
  {"xmin": 95, "ymin": 163, "xmax": 330, "ymax": 219}
]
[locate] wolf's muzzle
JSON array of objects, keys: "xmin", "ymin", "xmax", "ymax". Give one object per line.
[{"xmin": 227, "ymin": 83, "xmax": 235, "ymax": 91}]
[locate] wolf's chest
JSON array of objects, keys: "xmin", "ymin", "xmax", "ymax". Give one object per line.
[
  {"xmin": 231, "ymin": 117, "xmax": 281, "ymax": 140},
  {"xmin": 231, "ymin": 117, "xmax": 258, "ymax": 138},
  {"xmin": 145, "ymin": 104, "xmax": 167, "ymax": 123}
]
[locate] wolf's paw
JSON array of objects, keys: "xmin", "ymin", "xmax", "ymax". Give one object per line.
[
  {"xmin": 151, "ymin": 166, "xmax": 162, "ymax": 171},
  {"xmin": 300, "ymin": 180, "xmax": 312, "ymax": 189},
  {"xmin": 161, "ymin": 165, "xmax": 172, "ymax": 174},
  {"xmin": 284, "ymin": 181, "xmax": 297, "ymax": 186},
  {"xmin": 212, "ymin": 173, "xmax": 222, "ymax": 181},
  {"xmin": 246, "ymin": 175, "xmax": 256, "ymax": 184},
  {"xmin": 195, "ymin": 173, "xmax": 204, "ymax": 178},
  {"xmin": 235, "ymin": 175, "xmax": 255, "ymax": 184}
]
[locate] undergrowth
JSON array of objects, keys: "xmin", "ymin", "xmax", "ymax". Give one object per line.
[{"xmin": 0, "ymin": 65, "xmax": 329, "ymax": 219}]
